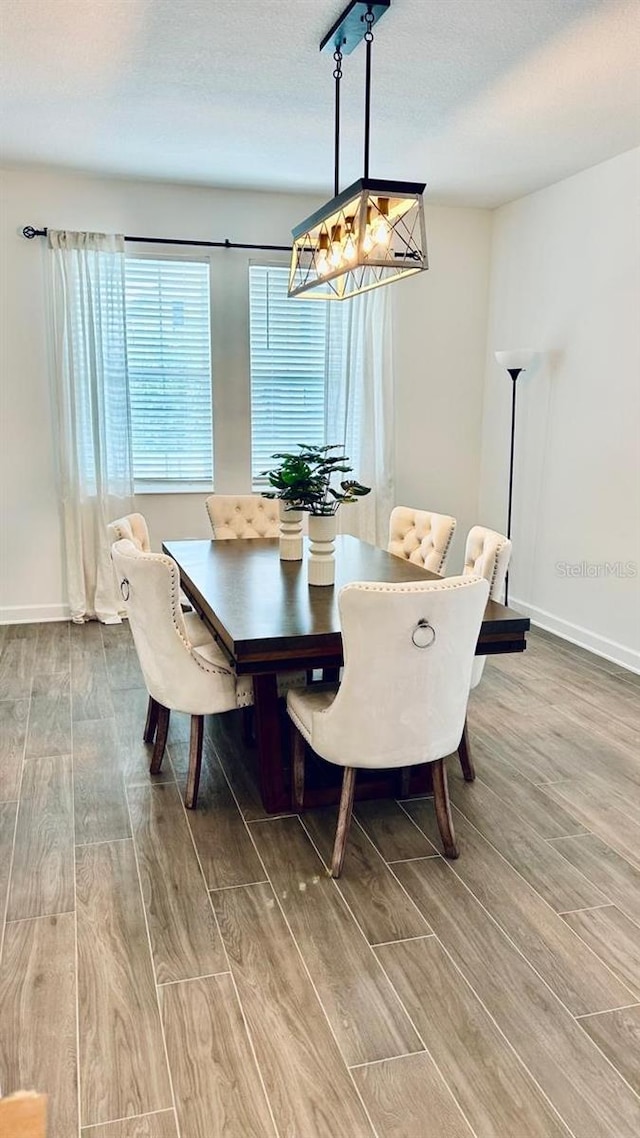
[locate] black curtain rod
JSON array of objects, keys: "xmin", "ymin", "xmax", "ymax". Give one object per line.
[{"xmin": 22, "ymin": 225, "xmax": 292, "ymax": 253}]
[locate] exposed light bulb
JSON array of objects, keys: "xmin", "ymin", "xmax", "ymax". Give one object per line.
[
  {"xmin": 329, "ymin": 224, "xmax": 343, "ymax": 269},
  {"xmin": 315, "ymin": 232, "xmax": 330, "ymax": 277},
  {"xmin": 370, "ymin": 214, "xmax": 391, "ymax": 248},
  {"xmin": 370, "ymin": 196, "xmax": 391, "ymax": 250},
  {"xmin": 343, "ymin": 218, "xmax": 358, "ymax": 262}
]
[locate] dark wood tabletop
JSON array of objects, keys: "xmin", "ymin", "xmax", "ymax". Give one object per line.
[{"xmin": 163, "ymin": 535, "xmax": 530, "ymax": 674}]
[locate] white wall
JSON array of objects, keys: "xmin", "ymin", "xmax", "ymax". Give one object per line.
[
  {"xmin": 479, "ymin": 148, "xmax": 640, "ymax": 670},
  {"xmin": 0, "ymin": 165, "xmax": 491, "ymax": 620},
  {"xmin": 394, "ymin": 205, "xmax": 492, "ymax": 569}
]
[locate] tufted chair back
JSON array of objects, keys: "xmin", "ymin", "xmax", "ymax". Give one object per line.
[
  {"xmin": 110, "ymin": 538, "xmax": 245, "ymax": 716},
  {"xmin": 205, "ymin": 494, "xmax": 280, "ymax": 540},
  {"xmin": 388, "ymin": 506, "xmax": 456, "ymax": 574},
  {"xmin": 107, "ymin": 512, "xmax": 151, "ymax": 552},
  {"xmin": 462, "ymin": 525, "xmax": 512, "ymax": 689},
  {"xmin": 309, "ymin": 575, "xmax": 488, "ymax": 770}
]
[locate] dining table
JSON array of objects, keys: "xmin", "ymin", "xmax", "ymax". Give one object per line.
[{"xmin": 163, "ymin": 535, "xmax": 530, "ymax": 813}]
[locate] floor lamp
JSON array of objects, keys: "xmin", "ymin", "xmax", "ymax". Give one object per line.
[{"xmin": 495, "ymin": 349, "xmax": 535, "ymax": 607}]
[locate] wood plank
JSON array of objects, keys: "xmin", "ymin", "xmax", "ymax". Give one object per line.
[
  {"xmin": 115, "ymin": 688, "xmax": 174, "ymax": 786},
  {"xmin": 375, "ymin": 936, "xmax": 569, "ymax": 1138},
  {"xmin": 70, "ymin": 621, "xmax": 114, "ymax": 722},
  {"xmin": 0, "ymin": 914, "xmax": 77, "ymax": 1138},
  {"xmin": 25, "ymin": 673, "xmax": 71, "ymax": 759},
  {"xmin": 404, "ymin": 800, "xmax": 635, "ymax": 1015},
  {"xmin": 354, "ymin": 798, "xmax": 439, "ymax": 861},
  {"xmin": 544, "ymin": 779, "xmax": 640, "ymax": 869},
  {"xmin": 0, "ymin": 698, "xmax": 28, "ymax": 801},
  {"xmin": 561, "ymin": 906, "xmax": 640, "ymax": 996},
  {"xmin": 448, "ymin": 742, "xmax": 589, "ymax": 839},
  {"xmin": 101, "ymin": 623, "xmax": 145, "ymax": 691},
  {"xmin": 447, "ymin": 774, "xmax": 608, "ymax": 912},
  {"xmin": 551, "ymin": 832, "xmax": 640, "ymax": 927},
  {"xmin": 73, "ymin": 719, "xmax": 131, "ymax": 844},
  {"xmin": 476, "ymin": 664, "xmax": 633, "ymax": 782},
  {"xmin": 127, "ymin": 782, "xmax": 227, "ymax": 983},
  {"xmin": 579, "ymin": 1005, "xmax": 640, "ymax": 1096},
  {"xmin": 0, "ymin": 800, "xmax": 18, "ymax": 935},
  {"xmin": 36, "ymin": 621, "xmax": 70, "ymax": 674},
  {"xmin": 7, "ymin": 755, "xmax": 74, "ymax": 920},
  {"xmin": 212, "ymin": 881, "xmax": 375, "ymax": 1138},
  {"xmin": 81, "ymin": 1113, "xmax": 177, "ymax": 1138},
  {"xmin": 174, "ymin": 747, "xmax": 266, "ymax": 890},
  {"xmin": 160, "ymin": 974, "xmax": 276, "ymax": 1138},
  {"xmin": 394, "ymin": 856, "xmax": 640, "ymax": 1138},
  {"xmin": 352, "ymin": 1051, "xmax": 474, "ymax": 1138},
  {"xmin": 524, "ymin": 650, "xmax": 640, "ymax": 734},
  {"xmin": 249, "ymin": 815, "xmax": 422, "ymax": 1064},
  {"xmin": 300, "ymin": 806, "xmax": 431, "ymax": 944},
  {"xmin": 5, "ymin": 624, "xmax": 40, "ymax": 638},
  {"xmin": 0, "ymin": 635, "xmax": 36, "ymax": 700},
  {"xmin": 76, "ymin": 840, "xmax": 172, "ymax": 1126}
]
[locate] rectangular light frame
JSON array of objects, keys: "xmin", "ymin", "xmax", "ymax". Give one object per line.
[{"xmin": 288, "ymin": 177, "xmax": 428, "ymax": 300}]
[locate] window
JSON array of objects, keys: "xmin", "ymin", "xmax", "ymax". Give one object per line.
[
  {"xmin": 249, "ymin": 265, "xmax": 344, "ymax": 483},
  {"xmin": 125, "ymin": 258, "xmax": 213, "ymax": 488}
]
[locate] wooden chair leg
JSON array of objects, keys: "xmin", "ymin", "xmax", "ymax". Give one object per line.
[
  {"xmin": 457, "ymin": 717, "xmax": 475, "ymax": 782},
  {"xmin": 149, "ymin": 705, "xmax": 170, "ymax": 774},
  {"xmin": 399, "ymin": 767, "xmax": 412, "ymax": 798},
  {"xmin": 432, "ymin": 757, "xmax": 459, "ymax": 859},
  {"xmin": 185, "ymin": 714, "xmax": 204, "ymax": 809},
  {"xmin": 331, "ymin": 767, "xmax": 357, "ymax": 878},
  {"xmin": 291, "ymin": 725, "xmax": 306, "ymax": 810},
  {"xmin": 143, "ymin": 695, "xmax": 160, "ymax": 743}
]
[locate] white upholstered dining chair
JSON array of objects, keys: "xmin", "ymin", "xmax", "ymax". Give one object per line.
[
  {"xmin": 287, "ymin": 575, "xmax": 489, "ymax": 876},
  {"xmin": 108, "ymin": 511, "xmax": 205, "ymax": 640},
  {"xmin": 205, "ymin": 494, "xmax": 280, "ymax": 539},
  {"xmin": 456, "ymin": 525, "xmax": 512, "ymax": 781},
  {"xmin": 107, "ymin": 511, "xmax": 151, "ymax": 552},
  {"xmin": 111, "ymin": 538, "xmax": 253, "ymax": 809},
  {"xmin": 388, "ymin": 506, "xmax": 456, "ymax": 573}
]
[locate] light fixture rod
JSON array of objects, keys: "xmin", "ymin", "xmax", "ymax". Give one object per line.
[
  {"xmin": 334, "ymin": 47, "xmax": 344, "ymax": 197},
  {"xmin": 364, "ymin": 18, "xmax": 373, "ymax": 177}
]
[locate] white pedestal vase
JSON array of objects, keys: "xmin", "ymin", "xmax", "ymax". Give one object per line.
[
  {"xmin": 308, "ymin": 514, "xmax": 337, "ymax": 586},
  {"xmin": 279, "ymin": 502, "xmax": 303, "ymax": 561}
]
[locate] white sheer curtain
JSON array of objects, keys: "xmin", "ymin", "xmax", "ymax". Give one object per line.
[
  {"xmin": 48, "ymin": 230, "xmax": 133, "ymax": 623},
  {"xmin": 327, "ymin": 287, "xmax": 395, "ymax": 546}
]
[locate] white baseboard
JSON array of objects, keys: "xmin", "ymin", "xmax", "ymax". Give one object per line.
[
  {"xmin": 0, "ymin": 603, "xmax": 70, "ymax": 625},
  {"xmin": 511, "ymin": 596, "xmax": 640, "ymax": 675}
]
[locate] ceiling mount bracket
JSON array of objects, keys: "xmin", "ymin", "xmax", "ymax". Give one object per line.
[{"xmin": 320, "ymin": 0, "xmax": 390, "ymax": 55}]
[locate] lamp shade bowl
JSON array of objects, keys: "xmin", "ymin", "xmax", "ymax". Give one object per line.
[{"xmin": 495, "ymin": 349, "xmax": 536, "ymax": 372}]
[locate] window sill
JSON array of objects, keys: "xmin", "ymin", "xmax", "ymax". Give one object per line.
[{"xmin": 134, "ymin": 482, "xmax": 213, "ymax": 495}]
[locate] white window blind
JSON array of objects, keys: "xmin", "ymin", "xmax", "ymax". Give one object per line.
[
  {"xmin": 249, "ymin": 265, "xmax": 344, "ymax": 482},
  {"xmin": 125, "ymin": 258, "xmax": 213, "ymax": 487}
]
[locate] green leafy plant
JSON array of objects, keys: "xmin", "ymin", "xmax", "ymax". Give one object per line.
[{"xmin": 262, "ymin": 444, "xmax": 371, "ymax": 516}]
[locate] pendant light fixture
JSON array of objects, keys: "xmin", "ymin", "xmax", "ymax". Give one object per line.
[{"xmin": 288, "ymin": 0, "xmax": 428, "ymax": 300}]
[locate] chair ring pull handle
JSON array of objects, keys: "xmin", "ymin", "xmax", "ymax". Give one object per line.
[
  {"xmin": 120, "ymin": 577, "xmax": 130, "ymax": 601},
  {"xmin": 412, "ymin": 618, "xmax": 436, "ymax": 649}
]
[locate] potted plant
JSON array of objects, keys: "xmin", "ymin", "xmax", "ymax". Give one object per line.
[{"xmin": 262, "ymin": 445, "xmax": 370, "ymax": 583}]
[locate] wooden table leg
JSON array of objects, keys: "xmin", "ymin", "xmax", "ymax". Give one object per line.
[{"xmin": 252, "ymin": 673, "xmax": 291, "ymax": 813}]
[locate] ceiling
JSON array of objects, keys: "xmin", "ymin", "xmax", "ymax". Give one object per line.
[{"xmin": 1, "ymin": 0, "xmax": 639, "ymax": 207}]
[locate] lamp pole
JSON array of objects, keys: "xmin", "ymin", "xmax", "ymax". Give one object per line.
[
  {"xmin": 495, "ymin": 349, "xmax": 535, "ymax": 608},
  {"xmin": 504, "ymin": 368, "xmax": 522, "ymax": 608}
]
